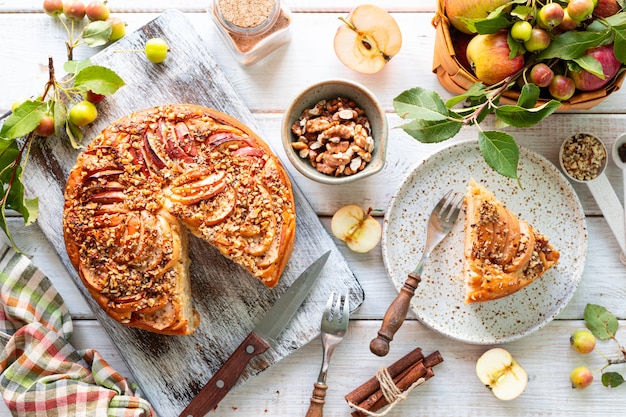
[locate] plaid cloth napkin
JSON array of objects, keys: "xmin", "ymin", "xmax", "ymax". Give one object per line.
[{"xmin": 0, "ymin": 245, "xmax": 156, "ymax": 416}]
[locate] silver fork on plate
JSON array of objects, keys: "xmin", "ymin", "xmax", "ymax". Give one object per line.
[
  {"xmin": 370, "ymin": 190, "xmax": 463, "ymax": 357},
  {"xmin": 305, "ymin": 292, "xmax": 349, "ymax": 417}
]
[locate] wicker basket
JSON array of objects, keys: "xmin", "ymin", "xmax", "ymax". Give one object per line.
[{"xmin": 431, "ymin": 0, "xmax": 626, "ymax": 110}]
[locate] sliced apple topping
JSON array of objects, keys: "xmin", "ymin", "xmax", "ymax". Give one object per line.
[
  {"xmin": 334, "ymin": 4, "xmax": 402, "ymax": 74},
  {"xmin": 476, "ymin": 348, "xmax": 528, "ymax": 401},
  {"xmin": 331, "ymin": 204, "xmax": 382, "ymax": 253}
]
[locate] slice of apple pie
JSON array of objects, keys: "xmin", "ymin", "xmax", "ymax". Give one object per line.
[{"xmin": 463, "ymin": 179, "xmax": 560, "ymax": 303}]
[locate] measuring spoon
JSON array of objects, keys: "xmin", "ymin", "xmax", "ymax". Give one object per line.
[
  {"xmin": 559, "ymin": 133, "xmax": 626, "ymax": 262},
  {"xmin": 611, "ymin": 133, "xmax": 626, "ymax": 265}
]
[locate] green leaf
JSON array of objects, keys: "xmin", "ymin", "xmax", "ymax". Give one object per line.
[
  {"xmin": 397, "ymin": 117, "xmax": 462, "ymax": 144},
  {"xmin": 573, "ymin": 55, "xmax": 605, "ymax": 79},
  {"xmin": 393, "ymin": 87, "xmax": 449, "ymax": 121},
  {"xmin": 66, "ymin": 120, "xmax": 84, "ymax": 149},
  {"xmin": 494, "ymin": 100, "xmax": 561, "ymax": 128},
  {"xmin": 474, "ymin": 15, "xmax": 511, "ymax": 34},
  {"xmin": 53, "ymin": 99, "xmax": 67, "ymax": 137},
  {"xmin": 478, "ymin": 131, "xmax": 519, "ymax": 179},
  {"xmin": 601, "ymin": 372, "xmax": 625, "ymax": 388},
  {"xmin": 83, "ymin": 21, "xmax": 112, "ymax": 47},
  {"xmin": 64, "ymin": 58, "xmax": 93, "ymax": 75},
  {"xmin": 612, "ymin": 26, "xmax": 626, "ymax": 64},
  {"xmin": 538, "ymin": 30, "xmax": 610, "ymax": 60},
  {"xmin": 446, "ymin": 82, "xmax": 488, "ymax": 108},
  {"xmin": 73, "ymin": 65, "xmax": 126, "ymax": 96},
  {"xmin": 0, "ymin": 100, "xmax": 46, "ymax": 140},
  {"xmin": 584, "ymin": 303, "xmax": 619, "ymax": 340},
  {"xmin": 516, "ymin": 83, "xmax": 540, "ymax": 109}
]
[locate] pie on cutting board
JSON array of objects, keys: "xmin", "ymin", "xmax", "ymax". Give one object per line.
[
  {"xmin": 463, "ymin": 178, "xmax": 560, "ymax": 303},
  {"xmin": 63, "ymin": 104, "xmax": 296, "ymax": 335}
]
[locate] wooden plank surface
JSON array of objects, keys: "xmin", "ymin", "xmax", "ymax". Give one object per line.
[{"xmin": 7, "ymin": 10, "xmax": 364, "ymax": 416}]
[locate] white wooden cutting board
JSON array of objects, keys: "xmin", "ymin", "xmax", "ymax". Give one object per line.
[{"xmin": 13, "ymin": 10, "xmax": 364, "ymax": 416}]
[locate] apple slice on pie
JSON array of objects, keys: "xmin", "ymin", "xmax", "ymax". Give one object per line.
[{"xmin": 463, "ymin": 179, "xmax": 560, "ymax": 303}]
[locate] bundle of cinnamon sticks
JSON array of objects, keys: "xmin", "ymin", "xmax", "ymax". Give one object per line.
[{"xmin": 345, "ymin": 347, "xmax": 443, "ymax": 416}]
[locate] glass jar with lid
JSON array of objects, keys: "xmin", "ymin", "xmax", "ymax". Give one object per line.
[{"xmin": 211, "ymin": 0, "xmax": 292, "ymax": 66}]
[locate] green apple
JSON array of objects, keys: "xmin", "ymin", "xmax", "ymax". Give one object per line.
[
  {"xmin": 476, "ymin": 348, "xmax": 528, "ymax": 400},
  {"xmin": 466, "ymin": 30, "xmax": 524, "ymax": 85},
  {"xmin": 333, "ymin": 4, "xmax": 402, "ymax": 74},
  {"xmin": 445, "ymin": 0, "xmax": 510, "ymax": 34}
]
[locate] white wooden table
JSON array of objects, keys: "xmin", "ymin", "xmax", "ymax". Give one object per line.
[{"xmin": 2, "ymin": 1, "xmax": 626, "ymax": 416}]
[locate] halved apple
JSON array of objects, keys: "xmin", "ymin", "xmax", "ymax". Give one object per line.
[
  {"xmin": 475, "ymin": 348, "xmax": 528, "ymax": 400},
  {"xmin": 333, "ymin": 4, "xmax": 402, "ymax": 74},
  {"xmin": 331, "ymin": 204, "xmax": 382, "ymax": 253}
]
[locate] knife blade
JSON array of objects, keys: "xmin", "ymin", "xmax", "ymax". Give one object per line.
[{"xmin": 179, "ymin": 250, "xmax": 331, "ymax": 417}]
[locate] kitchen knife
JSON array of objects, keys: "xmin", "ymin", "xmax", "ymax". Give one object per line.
[{"xmin": 179, "ymin": 250, "xmax": 331, "ymax": 417}]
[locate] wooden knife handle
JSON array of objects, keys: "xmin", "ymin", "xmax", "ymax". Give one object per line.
[
  {"xmin": 179, "ymin": 332, "xmax": 270, "ymax": 417},
  {"xmin": 304, "ymin": 382, "xmax": 328, "ymax": 417},
  {"xmin": 370, "ymin": 273, "xmax": 421, "ymax": 357}
]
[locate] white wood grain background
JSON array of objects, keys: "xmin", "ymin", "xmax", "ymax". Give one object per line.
[{"xmin": 2, "ymin": 1, "xmax": 626, "ymax": 416}]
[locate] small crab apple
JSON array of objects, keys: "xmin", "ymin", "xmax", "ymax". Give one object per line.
[
  {"xmin": 35, "ymin": 115, "xmax": 55, "ymax": 137},
  {"xmin": 63, "ymin": 0, "xmax": 86, "ymax": 20},
  {"xmin": 69, "ymin": 100, "xmax": 98, "ymax": 126},
  {"xmin": 331, "ymin": 205, "xmax": 382, "ymax": 253},
  {"xmin": 85, "ymin": 90, "xmax": 105, "ymax": 103},
  {"xmin": 570, "ymin": 329, "xmax": 596, "ymax": 354},
  {"xmin": 145, "ymin": 38, "xmax": 169, "ymax": 63},
  {"xmin": 107, "ymin": 17, "xmax": 126, "ymax": 41},
  {"xmin": 570, "ymin": 366, "xmax": 594, "ymax": 389},
  {"xmin": 85, "ymin": 0, "xmax": 110, "ymax": 21},
  {"xmin": 524, "ymin": 27, "xmax": 551, "ymax": 52},
  {"xmin": 537, "ymin": 3, "xmax": 565, "ymax": 29},
  {"xmin": 530, "ymin": 63, "xmax": 554, "ymax": 87},
  {"xmin": 566, "ymin": 0, "xmax": 595, "ymax": 21},
  {"xmin": 511, "ymin": 21, "xmax": 532, "ymax": 42},
  {"xmin": 43, "ymin": 0, "xmax": 64, "ymax": 16},
  {"xmin": 475, "ymin": 348, "xmax": 528, "ymax": 400},
  {"xmin": 549, "ymin": 75, "xmax": 576, "ymax": 100}
]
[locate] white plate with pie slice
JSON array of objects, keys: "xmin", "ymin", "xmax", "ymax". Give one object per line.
[{"xmin": 381, "ymin": 140, "xmax": 587, "ymax": 344}]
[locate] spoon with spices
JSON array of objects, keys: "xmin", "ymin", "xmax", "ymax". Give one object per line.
[
  {"xmin": 560, "ymin": 133, "xmax": 626, "ymax": 263},
  {"xmin": 611, "ymin": 133, "xmax": 626, "ymax": 265}
]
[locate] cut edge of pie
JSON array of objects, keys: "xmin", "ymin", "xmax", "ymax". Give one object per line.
[{"xmin": 462, "ymin": 178, "xmax": 560, "ymax": 304}]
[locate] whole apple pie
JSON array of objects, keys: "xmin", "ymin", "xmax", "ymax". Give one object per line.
[
  {"xmin": 63, "ymin": 104, "xmax": 296, "ymax": 335},
  {"xmin": 463, "ymin": 179, "xmax": 560, "ymax": 303}
]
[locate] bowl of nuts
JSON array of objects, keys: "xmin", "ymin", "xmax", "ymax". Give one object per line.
[{"xmin": 282, "ymin": 79, "xmax": 388, "ymax": 184}]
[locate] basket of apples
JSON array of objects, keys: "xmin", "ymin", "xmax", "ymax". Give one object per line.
[{"xmin": 432, "ymin": 0, "xmax": 626, "ymax": 110}]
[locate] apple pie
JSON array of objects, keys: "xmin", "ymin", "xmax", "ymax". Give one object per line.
[
  {"xmin": 463, "ymin": 179, "xmax": 559, "ymax": 303},
  {"xmin": 63, "ymin": 104, "xmax": 296, "ymax": 335}
]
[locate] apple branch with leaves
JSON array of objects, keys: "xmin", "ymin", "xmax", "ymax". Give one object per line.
[{"xmin": 395, "ymin": 1, "xmax": 626, "ymax": 180}]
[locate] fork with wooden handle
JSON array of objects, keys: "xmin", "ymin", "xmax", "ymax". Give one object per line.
[
  {"xmin": 370, "ymin": 190, "xmax": 463, "ymax": 357},
  {"xmin": 305, "ymin": 292, "xmax": 349, "ymax": 417}
]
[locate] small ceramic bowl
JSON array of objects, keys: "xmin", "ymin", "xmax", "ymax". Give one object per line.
[{"xmin": 281, "ymin": 79, "xmax": 388, "ymax": 184}]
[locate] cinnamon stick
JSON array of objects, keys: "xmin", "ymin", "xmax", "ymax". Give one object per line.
[{"xmin": 344, "ymin": 347, "xmax": 424, "ymax": 406}]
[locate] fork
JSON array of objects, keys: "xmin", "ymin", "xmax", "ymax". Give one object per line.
[
  {"xmin": 305, "ymin": 292, "xmax": 349, "ymax": 417},
  {"xmin": 370, "ymin": 190, "xmax": 463, "ymax": 357}
]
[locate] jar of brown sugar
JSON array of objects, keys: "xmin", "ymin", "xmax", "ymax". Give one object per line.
[{"xmin": 211, "ymin": 0, "xmax": 292, "ymax": 66}]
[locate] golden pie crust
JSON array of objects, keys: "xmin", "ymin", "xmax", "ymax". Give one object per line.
[
  {"xmin": 63, "ymin": 104, "xmax": 296, "ymax": 335},
  {"xmin": 463, "ymin": 179, "xmax": 559, "ymax": 303}
]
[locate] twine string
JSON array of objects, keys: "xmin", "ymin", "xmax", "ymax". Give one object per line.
[{"xmin": 347, "ymin": 366, "xmax": 427, "ymax": 417}]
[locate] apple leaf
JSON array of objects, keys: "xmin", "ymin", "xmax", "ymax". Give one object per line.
[
  {"xmin": 83, "ymin": 21, "xmax": 113, "ymax": 47},
  {"xmin": 584, "ymin": 303, "xmax": 618, "ymax": 340},
  {"xmin": 53, "ymin": 98, "xmax": 67, "ymax": 137},
  {"xmin": 573, "ymin": 55, "xmax": 605, "ymax": 79},
  {"xmin": 397, "ymin": 117, "xmax": 462, "ymax": 144},
  {"xmin": 64, "ymin": 58, "xmax": 93, "ymax": 75},
  {"xmin": 446, "ymin": 82, "xmax": 487, "ymax": 107},
  {"xmin": 495, "ymin": 100, "xmax": 561, "ymax": 128},
  {"xmin": 516, "ymin": 83, "xmax": 540, "ymax": 109},
  {"xmin": 0, "ymin": 100, "xmax": 46, "ymax": 140},
  {"xmin": 612, "ymin": 26, "xmax": 626, "ymax": 64},
  {"xmin": 602, "ymin": 372, "xmax": 625, "ymax": 388},
  {"xmin": 538, "ymin": 30, "xmax": 610, "ymax": 60},
  {"xmin": 473, "ymin": 15, "xmax": 511, "ymax": 35},
  {"xmin": 393, "ymin": 87, "xmax": 449, "ymax": 121},
  {"xmin": 478, "ymin": 131, "xmax": 519, "ymax": 179},
  {"xmin": 73, "ymin": 65, "xmax": 126, "ymax": 95}
]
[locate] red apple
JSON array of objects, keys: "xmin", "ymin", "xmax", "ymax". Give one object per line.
[
  {"xmin": 466, "ymin": 30, "xmax": 524, "ymax": 85},
  {"xmin": 445, "ymin": 0, "xmax": 510, "ymax": 34},
  {"xmin": 570, "ymin": 44, "xmax": 622, "ymax": 91},
  {"xmin": 530, "ymin": 63, "xmax": 554, "ymax": 87},
  {"xmin": 549, "ymin": 75, "xmax": 576, "ymax": 100},
  {"xmin": 594, "ymin": 0, "xmax": 621, "ymax": 18}
]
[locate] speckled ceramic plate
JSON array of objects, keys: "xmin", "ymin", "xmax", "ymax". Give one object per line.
[{"xmin": 381, "ymin": 140, "xmax": 587, "ymax": 345}]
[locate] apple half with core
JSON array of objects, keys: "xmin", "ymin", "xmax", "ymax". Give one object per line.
[
  {"xmin": 475, "ymin": 348, "xmax": 528, "ymax": 400},
  {"xmin": 334, "ymin": 4, "xmax": 402, "ymax": 74},
  {"xmin": 331, "ymin": 205, "xmax": 382, "ymax": 253},
  {"xmin": 466, "ymin": 30, "xmax": 524, "ymax": 85}
]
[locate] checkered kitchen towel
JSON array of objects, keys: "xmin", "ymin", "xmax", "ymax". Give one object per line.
[{"xmin": 0, "ymin": 245, "xmax": 155, "ymax": 416}]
